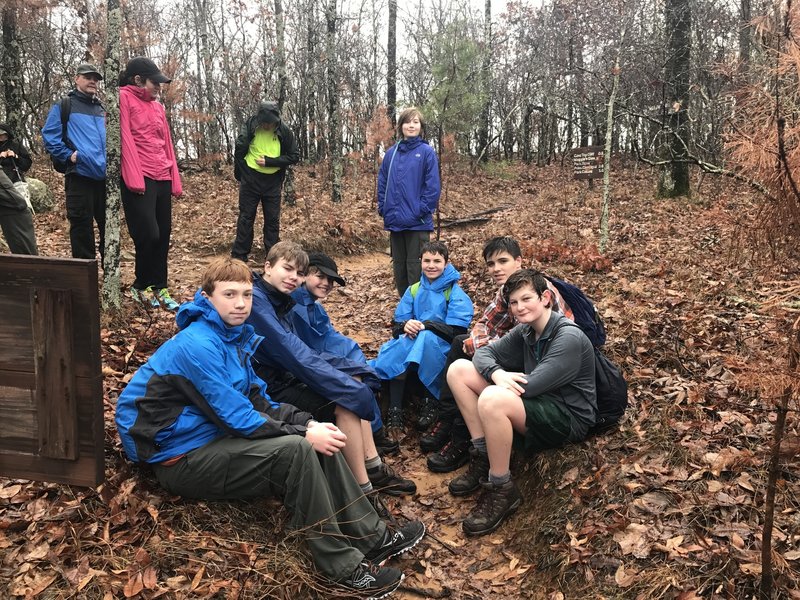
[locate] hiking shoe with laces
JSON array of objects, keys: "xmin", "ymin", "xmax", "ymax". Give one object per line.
[
  {"xmin": 385, "ymin": 406, "xmax": 403, "ymax": 431},
  {"xmin": 134, "ymin": 286, "xmax": 159, "ymax": 308},
  {"xmin": 157, "ymin": 288, "xmax": 180, "ymax": 311},
  {"xmin": 367, "ymin": 491, "xmax": 394, "ymax": 523},
  {"xmin": 339, "ymin": 560, "xmax": 403, "ymax": 599},
  {"xmin": 416, "ymin": 397, "xmax": 438, "ymax": 431},
  {"xmin": 427, "ymin": 437, "xmax": 470, "ymax": 473},
  {"xmin": 420, "ymin": 420, "xmax": 452, "ymax": 453},
  {"xmin": 373, "ymin": 427, "xmax": 400, "ymax": 457},
  {"xmin": 368, "ymin": 462, "xmax": 417, "ymax": 496},
  {"xmin": 462, "ymin": 479, "xmax": 523, "ymax": 536},
  {"xmin": 448, "ymin": 447, "xmax": 490, "ymax": 496},
  {"xmin": 365, "ymin": 520, "xmax": 426, "ymax": 565}
]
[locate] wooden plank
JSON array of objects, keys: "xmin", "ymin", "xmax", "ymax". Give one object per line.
[
  {"xmin": 0, "ymin": 255, "xmax": 104, "ymax": 487},
  {"xmin": 32, "ymin": 288, "xmax": 78, "ymax": 460}
]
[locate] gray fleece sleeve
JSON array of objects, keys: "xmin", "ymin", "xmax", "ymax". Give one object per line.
[{"xmin": 473, "ymin": 324, "xmax": 527, "ymax": 382}]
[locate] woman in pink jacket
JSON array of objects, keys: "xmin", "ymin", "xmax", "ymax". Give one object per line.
[{"xmin": 119, "ymin": 56, "xmax": 182, "ymax": 310}]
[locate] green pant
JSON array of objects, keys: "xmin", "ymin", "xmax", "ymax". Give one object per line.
[
  {"xmin": 153, "ymin": 436, "xmax": 386, "ymax": 580},
  {"xmin": 513, "ymin": 393, "xmax": 574, "ymax": 454},
  {"xmin": 390, "ymin": 229, "xmax": 430, "ymax": 296}
]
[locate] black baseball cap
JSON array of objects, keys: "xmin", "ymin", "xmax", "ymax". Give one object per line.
[
  {"xmin": 76, "ymin": 63, "xmax": 103, "ymax": 80},
  {"xmin": 308, "ymin": 253, "xmax": 346, "ymax": 286},
  {"xmin": 124, "ymin": 56, "xmax": 172, "ymax": 84}
]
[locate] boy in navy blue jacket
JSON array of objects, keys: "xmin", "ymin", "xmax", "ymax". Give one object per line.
[
  {"xmin": 247, "ymin": 242, "xmax": 416, "ymax": 500},
  {"xmin": 115, "ymin": 257, "xmax": 424, "ymax": 596}
]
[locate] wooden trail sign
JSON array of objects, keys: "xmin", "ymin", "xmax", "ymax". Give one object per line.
[
  {"xmin": 573, "ymin": 146, "xmax": 605, "ymax": 180},
  {"xmin": 0, "ymin": 255, "xmax": 104, "ymax": 487}
]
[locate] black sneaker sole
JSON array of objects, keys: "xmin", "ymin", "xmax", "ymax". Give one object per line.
[
  {"xmin": 462, "ymin": 498, "xmax": 522, "ymax": 536},
  {"xmin": 367, "ymin": 522, "xmax": 426, "ymax": 565},
  {"xmin": 426, "ymin": 452, "xmax": 470, "ymax": 473},
  {"xmin": 366, "ymin": 573, "xmax": 404, "ymax": 600}
]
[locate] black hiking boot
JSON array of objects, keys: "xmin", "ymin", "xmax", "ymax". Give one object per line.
[
  {"xmin": 420, "ymin": 420, "xmax": 452, "ymax": 454},
  {"xmin": 368, "ymin": 462, "xmax": 417, "ymax": 496},
  {"xmin": 447, "ymin": 447, "xmax": 489, "ymax": 496},
  {"xmin": 462, "ymin": 479, "xmax": 523, "ymax": 536},
  {"xmin": 416, "ymin": 397, "xmax": 438, "ymax": 431},
  {"xmin": 339, "ymin": 560, "xmax": 403, "ymax": 599},
  {"xmin": 427, "ymin": 438, "xmax": 470, "ymax": 473},
  {"xmin": 374, "ymin": 427, "xmax": 400, "ymax": 457}
]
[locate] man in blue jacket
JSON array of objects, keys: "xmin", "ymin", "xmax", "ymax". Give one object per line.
[
  {"xmin": 42, "ymin": 63, "xmax": 107, "ymax": 260},
  {"xmin": 247, "ymin": 241, "xmax": 417, "ymax": 502},
  {"xmin": 115, "ymin": 257, "xmax": 425, "ymax": 597}
]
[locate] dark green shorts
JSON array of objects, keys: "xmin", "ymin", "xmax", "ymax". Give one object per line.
[{"xmin": 512, "ymin": 392, "xmax": 573, "ymax": 454}]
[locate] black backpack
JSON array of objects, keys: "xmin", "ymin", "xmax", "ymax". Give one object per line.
[
  {"xmin": 548, "ymin": 320, "xmax": 628, "ymax": 434},
  {"xmin": 545, "ymin": 275, "xmax": 607, "ymax": 347},
  {"xmin": 49, "ymin": 97, "xmax": 73, "ymax": 173}
]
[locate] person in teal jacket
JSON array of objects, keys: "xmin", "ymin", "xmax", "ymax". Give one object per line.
[
  {"xmin": 370, "ymin": 241, "xmax": 473, "ymax": 433},
  {"xmin": 115, "ymin": 256, "xmax": 425, "ymax": 596}
]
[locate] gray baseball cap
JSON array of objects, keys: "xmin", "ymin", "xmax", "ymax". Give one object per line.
[{"xmin": 76, "ymin": 63, "xmax": 103, "ymax": 80}]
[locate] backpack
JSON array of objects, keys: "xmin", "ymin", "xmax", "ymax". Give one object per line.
[
  {"xmin": 409, "ymin": 281, "xmax": 452, "ymax": 302},
  {"xmin": 548, "ymin": 320, "xmax": 628, "ymax": 434},
  {"xmin": 545, "ymin": 275, "xmax": 606, "ymax": 347},
  {"xmin": 49, "ymin": 97, "xmax": 73, "ymax": 174}
]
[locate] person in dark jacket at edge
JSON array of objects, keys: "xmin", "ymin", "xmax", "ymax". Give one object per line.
[
  {"xmin": 231, "ymin": 101, "xmax": 299, "ymax": 263},
  {"xmin": 0, "ymin": 123, "xmax": 37, "ymax": 255}
]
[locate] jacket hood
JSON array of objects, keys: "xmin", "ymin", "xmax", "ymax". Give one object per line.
[
  {"xmin": 176, "ymin": 290, "xmax": 259, "ymax": 344},
  {"xmin": 291, "ymin": 285, "xmax": 315, "ymax": 307},
  {"xmin": 0, "ymin": 123, "xmax": 13, "ymax": 140},
  {"xmin": 253, "ymin": 272, "xmax": 295, "ymax": 316},
  {"xmin": 256, "ymin": 101, "xmax": 281, "ymax": 126},
  {"xmin": 421, "ymin": 263, "xmax": 461, "ymax": 292}
]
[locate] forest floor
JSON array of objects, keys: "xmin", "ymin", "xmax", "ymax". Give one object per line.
[{"xmin": 2, "ymin": 157, "xmax": 800, "ymax": 599}]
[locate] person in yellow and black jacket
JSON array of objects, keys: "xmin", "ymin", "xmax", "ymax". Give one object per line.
[{"xmin": 231, "ymin": 101, "xmax": 299, "ymax": 263}]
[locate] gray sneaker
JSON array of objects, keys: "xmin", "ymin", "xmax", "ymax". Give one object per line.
[
  {"xmin": 364, "ymin": 520, "xmax": 426, "ymax": 565},
  {"xmin": 340, "ymin": 560, "xmax": 403, "ymax": 599}
]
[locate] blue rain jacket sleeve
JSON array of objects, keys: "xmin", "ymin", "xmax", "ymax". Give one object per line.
[{"xmin": 249, "ymin": 276, "xmax": 376, "ymax": 421}]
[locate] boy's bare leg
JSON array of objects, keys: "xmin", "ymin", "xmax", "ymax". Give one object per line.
[
  {"xmin": 334, "ymin": 405, "xmax": 369, "ymax": 484},
  {"xmin": 361, "ymin": 420, "xmax": 379, "ymax": 460},
  {"xmin": 447, "ymin": 358, "xmax": 491, "ymax": 440},
  {"xmin": 476, "ymin": 386, "xmax": 527, "ymax": 477}
]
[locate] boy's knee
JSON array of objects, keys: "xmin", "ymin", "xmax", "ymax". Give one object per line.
[
  {"xmin": 477, "ymin": 387, "xmax": 520, "ymax": 417},
  {"xmin": 447, "ymin": 358, "xmax": 474, "ymax": 381}
]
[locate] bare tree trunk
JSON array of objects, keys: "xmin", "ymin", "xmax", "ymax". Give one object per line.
[
  {"xmin": 306, "ymin": 3, "xmax": 319, "ymax": 163},
  {"xmin": 2, "ymin": 3, "xmax": 24, "ymax": 136},
  {"xmin": 387, "ymin": 0, "xmax": 397, "ymax": 127},
  {"xmin": 275, "ymin": 0, "xmax": 287, "ymax": 110},
  {"xmin": 102, "ymin": 0, "xmax": 123, "ymax": 312},
  {"xmin": 198, "ymin": 0, "xmax": 221, "ymax": 168},
  {"xmin": 326, "ymin": 0, "xmax": 342, "ymax": 202},
  {"xmin": 600, "ymin": 39, "xmax": 624, "ymax": 254},
  {"xmin": 740, "ymin": 0, "xmax": 751, "ymax": 68},
  {"xmin": 477, "ymin": 0, "xmax": 491, "ymax": 162},
  {"xmin": 192, "ymin": 1, "xmax": 207, "ymax": 159},
  {"xmin": 659, "ymin": 0, "xmax": 691, "ymax": 197}
]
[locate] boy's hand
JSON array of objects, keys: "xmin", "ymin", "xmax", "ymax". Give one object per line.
[
  {"xmin": 305, "ymin": 422, "xmax": 347, "ymax": 455},
  {"xmin": 404, "ymin": 319, "xmax": 425, "ymax": 338},
  {"xmin": 490, "ymin": 370, "xmax": 527, "ymax": 396}
]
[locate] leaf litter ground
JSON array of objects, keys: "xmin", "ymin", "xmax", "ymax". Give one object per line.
[{"xmin": 2, "ymin": 160, "xmax": 800, "ymax": 599}]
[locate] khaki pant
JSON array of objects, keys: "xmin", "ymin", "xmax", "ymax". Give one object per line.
[{"xmin": 153, "ymin": 435, "xmax": 385, "ymax": 580}]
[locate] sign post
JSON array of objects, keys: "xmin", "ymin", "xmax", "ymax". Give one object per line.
[{"xmin": 572, "ymin": 146, "xmax": 605, "ymax": 191}]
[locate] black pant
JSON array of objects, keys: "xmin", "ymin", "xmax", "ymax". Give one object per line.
[
  {"xmin": 232, "ymin": 170, "xmax": 284, "ymax": 261},
  {"xmin": 0, "ymin": 207, "xmax": 37, "ymax": 255},
  {"xmin": 438, "ymin": 333, "xmax": 470, "ymax": 441},
  {"xmin": 389, "ymin": 230, "xmax": 430, "ymax": 296},
  {"xmin": 65, "ymin": 174, "xmax": 106, "ymax": 260},
  {"xmin": 122, "ymin": 178, "xmax": 172, "ymax": 290}
]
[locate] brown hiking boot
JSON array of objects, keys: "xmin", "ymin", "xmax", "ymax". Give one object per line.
[
  {"xmin": 447, "ymin": 447, "xmax": 489, "ymax": 496},
  {"xmin": 462, "ymin": 479, "xmax": 523, "ymax": 536}
]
